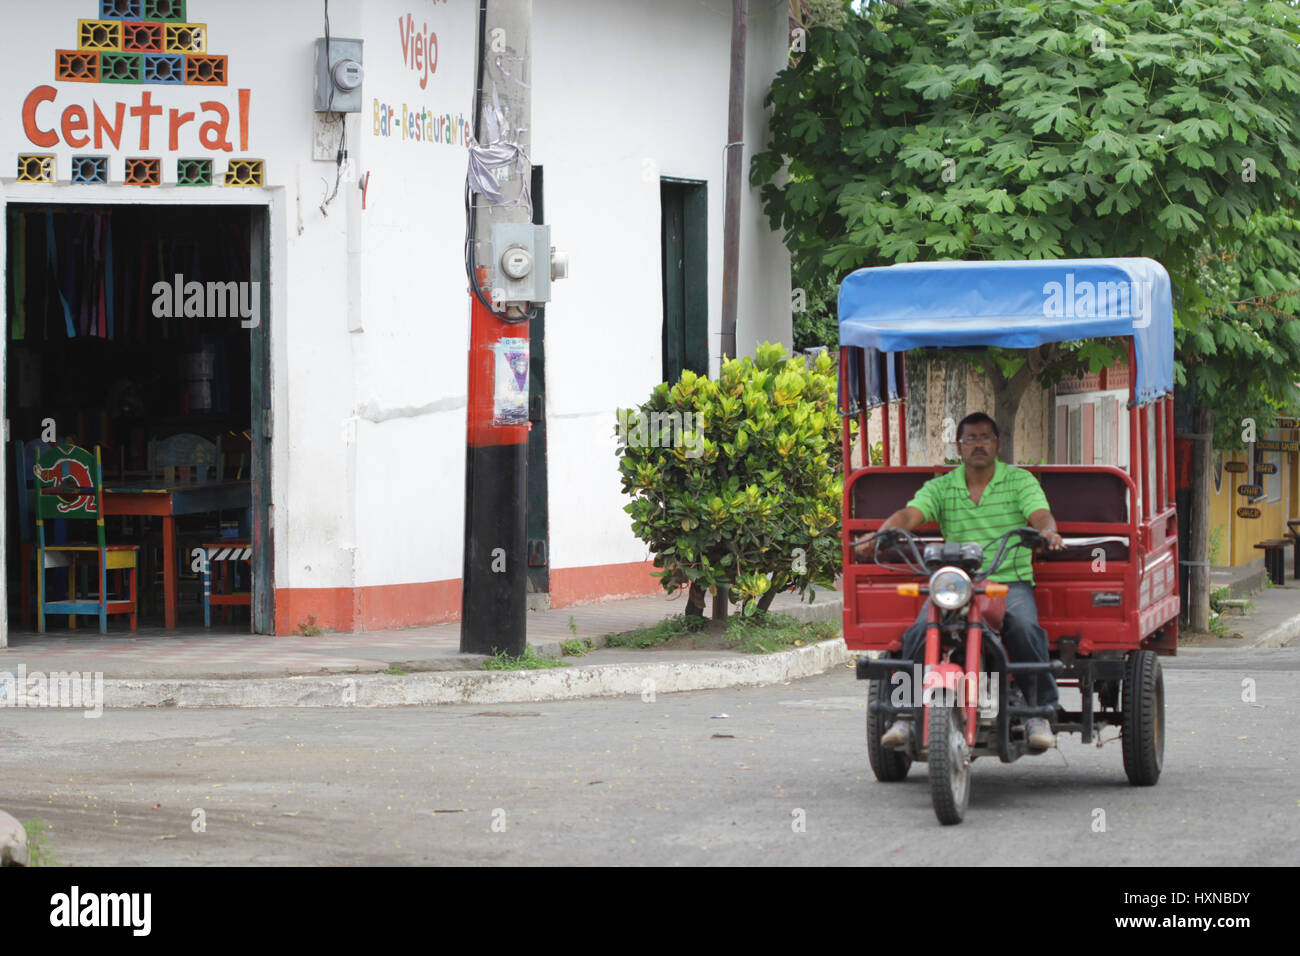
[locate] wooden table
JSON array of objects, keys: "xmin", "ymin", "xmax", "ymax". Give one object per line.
[{"xmin": 103, "ymin": 481, "xmax": 252, "ymax": 629}]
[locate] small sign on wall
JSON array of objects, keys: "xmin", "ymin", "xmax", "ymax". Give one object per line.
[
  {"xmin": 1237, "ymin": 506, "xmax": 1262, "ymax": 519},
  {"xmin": 1257, "ymin": 439, "xmax": 1300, "ymax": 453},
  {"xmin": 1224, "ymin": 461, "xmax": 1248, "ymax": 473},
  {"xmin": 1255, "ymin": 462, "xmax": 1278, "ymax": 475},
  {"xmin": 492, "ymin": 337, "xmax": 529, "ymax": 426},
  {"xmin": 1237, "ymin": 484, "xmax": 1263, "ymax": 497}
]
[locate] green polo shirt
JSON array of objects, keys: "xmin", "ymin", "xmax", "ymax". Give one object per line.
[{"xmin": 906, "ymin": 460, "xmax": 1050, "ymax": 584}]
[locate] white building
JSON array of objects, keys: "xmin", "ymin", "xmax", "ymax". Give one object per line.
[{"xmin": 0, "ymin": 0, "xmax": 793, "ymax": 640}]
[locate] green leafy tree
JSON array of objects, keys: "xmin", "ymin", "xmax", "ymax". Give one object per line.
[
  {"xmin": 617, "ymin": 344, "xmax": 848, "ymax": 617},
  {"xmin": 751, "ymin": 0, "xmax": 1300, "ymax": 462}
]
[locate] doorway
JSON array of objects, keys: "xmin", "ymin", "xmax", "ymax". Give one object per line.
[
  {"xmin": 3, "ymin": 202, "xmax": 273, "ymax": 638},
  {"xmin": 660, "ymin": 178, "xmax": 708, "ymax": 383},
  {"xmin": 525, "ymin": 165, "xmax": 550, "ymax": 607}
]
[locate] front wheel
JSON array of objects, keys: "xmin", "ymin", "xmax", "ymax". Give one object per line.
[
  {"xmin": 866, "ymin": 677, "xmax": 911, "ymax": 782},
  {"xmin": 927, "ymin": 703, "xmax": 970, "ymax": 825},
  {"xmin": 1122, "ymin": 650, "xmax": 1164, "ymax": 786}
]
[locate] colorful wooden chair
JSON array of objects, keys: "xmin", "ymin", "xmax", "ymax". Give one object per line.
[
  {"xmin": 148, "ymin": 433, "xmax": 219, "ymax": 484},
  {"xmin": 13, "ymin": 439, "xmax": 65, "ymax": 628},
  {"xmin": 201, "ymin": 539, "xmax": 252, "ymax": 627},
  {"xmin": 34, "ymin": 442, "xmax": 139, "ymax": 634},
  {"xmin": 145, "ymin": 432, "xmax": 221, "ymax": 614}
]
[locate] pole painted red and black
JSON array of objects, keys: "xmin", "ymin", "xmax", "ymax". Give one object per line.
[{"xmin": 460, "ymin": 267, "xmax": 530, "ymax": 656}]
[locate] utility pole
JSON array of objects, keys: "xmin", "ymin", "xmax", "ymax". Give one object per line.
[{"xmin": 460, "ymin": 0, "xmax": 564, "ymax": 656}]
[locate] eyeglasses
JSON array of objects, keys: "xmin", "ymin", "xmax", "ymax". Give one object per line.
[{"xmin": 958, "ymin": 435, "xmax": 997, "ymax": 446}]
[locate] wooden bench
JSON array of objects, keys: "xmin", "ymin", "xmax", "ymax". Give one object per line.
[{"xmin": 1255, "ymin": 539, "xmax": 1289, "ymax": 586}]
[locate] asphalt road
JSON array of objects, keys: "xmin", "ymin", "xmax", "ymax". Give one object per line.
[{"xmin": 1, "ymin": 646, "xmax": 1297, "ymax": 866}]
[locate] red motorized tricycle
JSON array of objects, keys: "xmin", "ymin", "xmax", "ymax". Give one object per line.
[{"xmin": 838, "ymin": 259, "xmax": 1178, "ymax": 825}]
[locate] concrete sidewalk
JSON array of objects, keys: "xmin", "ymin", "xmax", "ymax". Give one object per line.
[
  {"xmin": 1187, "ymin": 563, "xmax": 1300, "ymax": 650},
  {"xmin": 0, "ymin": 588, "xmax": 851, "ymax": 709}
]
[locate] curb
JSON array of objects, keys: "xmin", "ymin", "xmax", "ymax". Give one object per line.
[
  {"xmin": 99, "ymin": 637, "xmax": 854, "ymax": 709},
  {"xmin": 1243, "ymin": 612, "xmax": 1300, "ymax": 649}
]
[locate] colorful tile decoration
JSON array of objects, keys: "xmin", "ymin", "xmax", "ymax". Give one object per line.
[
  {"xmin": 36, "ymin": 4, "xmax": 260, "ymax": 187},
  {"xmin": 17, "ymin": 155, "xmax": 56, "ymax": 183},
  {"xmin": 100, "ymin": 51, "xmax": 144, "ymax": 82},
  {"xmin": 185, "ymin": 53, "xmax": 226, "ymax": 84},
  {"xmin": 176, "ymin": 157, "xmax": 213, "ymax": 185},
  {"xmin": 142, "ymin": 52, "xmax": 184, "ymax": 83},
  {"xmin": 71, "ymin": 155, "xmax": 110, "ymax": 184},
  {"xmin": 56, "ymin": 49, "xmax": 101, "ymax": 82},
  {"xmin": 223, "ymin": 159, "xmax": 264, "ymax": 187},
  {"xmin": 123, "ymin": 157, "xmax": 162, "ymax": 186},
  {"xmin": 58, "ymin": 2, "xmax": 221, "ymax": 85}
]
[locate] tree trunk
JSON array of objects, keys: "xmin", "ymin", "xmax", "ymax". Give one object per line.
[
  {"xmin": 992, "ymin": 384, "xmax": 1021, "ymax": 464},
  {"xmin": 685, "ymin": 583, "xmax": 707, "ymax": 617},
  {"xmin": 1188, "ymin": 407, "xmax": 1213, "ymax": 632},
  {"xmin": 757, "ymin": 584, "xmax": 779, "ymax": 612},
  {"xmin": 977, "ymin": 345, "xmax": 1062, "ymax": 465},
  {"xmin": 713, "ymin": 586, "xmax": 730, "ymax": 621}
]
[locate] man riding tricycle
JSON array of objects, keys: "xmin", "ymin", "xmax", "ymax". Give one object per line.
[{"xmin": 838, "ymin": 258, "xmax": 1176, "ymax": 825}]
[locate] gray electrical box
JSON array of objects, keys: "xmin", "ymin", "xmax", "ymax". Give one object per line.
[
  {"xmin": 491, "ymin": 223, "xmax": 552, "ymax": 306},
  {"xmin": 314, "ymin": 38, "xmax": 364, "ymax": 113}
]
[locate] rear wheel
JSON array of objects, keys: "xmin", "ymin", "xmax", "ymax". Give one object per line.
[
  {"xmin": 866, "ymin": 677, "xmax": 911, "ymax": 782},
  {"xmin": 1122, "ymin": 650, "xmax": 1164, "ymax": 786},
  {"xmin": 927, "ymin": 703, "xmax": 969, "ymax": 825}
]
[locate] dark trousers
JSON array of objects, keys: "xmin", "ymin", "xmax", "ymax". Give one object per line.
[{"xmin": 899, "ymin": 581, "xmax": 1059, "ymax": 710}]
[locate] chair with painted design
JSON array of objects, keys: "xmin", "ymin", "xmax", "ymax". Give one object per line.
[
  {"xmin": 147, "ymin": 432, "xmax": 219, "ymax": 484},
  {"xmin": 34, "ymin": 442, "xmax": 138, "ymax": 633},
  {"xmin": 12, "ymin": 438, "xmax": 84, "ymax": 628}
]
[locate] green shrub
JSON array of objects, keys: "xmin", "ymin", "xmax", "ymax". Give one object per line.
[{"xmin": 617, "ymin": 342, "xmax": 851, "ymax": 616}]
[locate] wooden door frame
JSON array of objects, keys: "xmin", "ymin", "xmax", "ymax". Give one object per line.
[{"xmin": 0, "ymin": 191, "xmax": 276, "ymax": 643}]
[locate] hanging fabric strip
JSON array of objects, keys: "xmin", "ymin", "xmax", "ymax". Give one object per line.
[
  {"xmin": 45, "ymin": 211, "xmax": 75, "ymax": 338},
  {"xmin": 137, "ymin": 239, "xmax": 148, "ymax": 344},
  {"xmin": 75, "ymin": 216, "xmax": 87, "ymax": 337},
  {"xmin": 11, "ymin": 213, "xmax": 25, "ymax": 340},
  {"xmin": 158, "ymin": 240, "xmax": 167, "ymax": 340},
  {"xmin": 76, "ymin": 215, "xmax": 91, "ymax": 337},
  {"xmin": 104, "ymin": 214, "xmax": 115, "ymax": 341}
]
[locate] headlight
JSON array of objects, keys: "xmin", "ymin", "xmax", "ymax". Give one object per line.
[{"xmin": 929, "ymin": 567, "xmax": 972, "ymax": 610}]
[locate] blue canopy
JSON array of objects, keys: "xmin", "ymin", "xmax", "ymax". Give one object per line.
[{"xmin": 838, "ymin": 258, "xmax": 1174, "ymax": 407}]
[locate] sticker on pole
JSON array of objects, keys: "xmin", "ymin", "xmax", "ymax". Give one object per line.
[{"xmin": 493, "ymin": 338, "xmax": 529, "ymax": 426}]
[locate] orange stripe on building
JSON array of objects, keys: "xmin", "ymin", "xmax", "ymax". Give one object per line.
[{"xmin": 273, "ymin": 561, "xmax": 662, "ymax": 634}]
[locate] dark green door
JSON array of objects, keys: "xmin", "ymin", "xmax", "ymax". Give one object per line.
[
  {"xmin": 525, "ymin": 165, "xmax": 550, "ymax": 603},
  {"xmin": 249, "ymin": 206, "xmax": 273, "ymax": 634},
  {"xmin": 661, "ymin": 179, "xmax": 708, "ymax": 383}
]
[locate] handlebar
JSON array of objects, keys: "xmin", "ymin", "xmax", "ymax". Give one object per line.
[{"xmin": 855, "ymin": 526, "xmax": 1044, "ymax": 582}]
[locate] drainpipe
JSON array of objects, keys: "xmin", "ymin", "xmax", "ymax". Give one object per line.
[{"xmin": 720, "ymin": 0, "xmax": 747, "ymax": 367}]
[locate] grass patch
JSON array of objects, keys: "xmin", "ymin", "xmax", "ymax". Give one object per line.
[
  {"xmin": 1208, "ymin": 586, "xmax": 1251, "ymax": 638},
  {"xmin": 383, "ymin": 665, "xmax": 410, "ymax": 675},
  {"xmin": 23, "ymin": 819, "xmax": 58, "ymax": 867},
  {"xmin": 482, "ymin": 645, "xmax": 569, "ymax": 670},
  {"xmin": 607, "ymin": 613, "xmax": 709, "ymax": 649},
  {"xmin": 725, "ymin": 612, "xmax": 839, "ymax": 654},
  {"xmin": 560, "ymin": 638, "xmax": 594, "ymax": 657}
]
